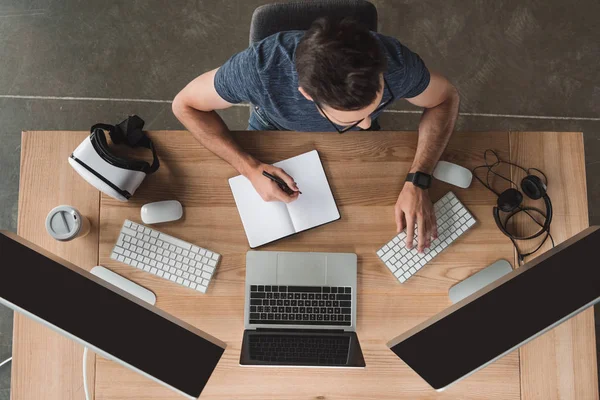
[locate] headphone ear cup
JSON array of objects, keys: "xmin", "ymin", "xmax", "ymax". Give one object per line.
[
  {"xmin": 521, "ymin": 175, "xmax": 546, "ymax": 200},
  {"xmin": 497, "ymin": 188, "xmax": 523, "ymax": 212}
]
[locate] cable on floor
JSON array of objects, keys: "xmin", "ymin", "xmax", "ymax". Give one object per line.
[{"xmin": 0, "ymin": 357, "xmax": 12, "ymax": 369}]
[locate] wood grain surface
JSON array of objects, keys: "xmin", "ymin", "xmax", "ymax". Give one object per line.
[
  {"xmin": 13, "ymin": 130, "xmax": 597, "ymax": 400},
  {"xmin": 508, "ymin": 132, "xmax": 598, "ymax": 400},
  {"xmin": 96, "ymin": 130, "xmax": 519, "ymax": 400},
  {"xmin": 14, "ymin": 131, "xmax": 100, "ymax": 400}
]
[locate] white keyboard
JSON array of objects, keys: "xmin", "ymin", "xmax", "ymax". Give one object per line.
[
  {"xmin": 110, "ymin": 220, "xmax": 221, "ymax": 293},
  {"xmin": 377, "ymin": 192, "xmax": 476, "ymax": 283}
]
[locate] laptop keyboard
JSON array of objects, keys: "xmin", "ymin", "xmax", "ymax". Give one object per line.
[
  {"xmin": 249, "ymin": 285, "xmax": 352, "ymax": 326},
  {"xmin": 248, "ymin": 334, "xmax": 350, "ymax": 365}
]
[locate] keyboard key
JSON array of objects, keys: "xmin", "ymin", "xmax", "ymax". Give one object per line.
[
  {"xmin": 289, "ymin": 286, "xmax": 321, "ymax": 293},
  {"xmin": 381, "ymin": 251, "xmax": 394, "ymax": 262},
  {"xmin": 157, "ymin": 233, "xmax": 191, "ymax": 251},
  {"xmin": 122, "ymin": 227, "xmax": 137, "ymax": 237}
]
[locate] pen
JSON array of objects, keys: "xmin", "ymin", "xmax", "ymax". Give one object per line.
[{"xmin": 262, "ymin": 171, "xmax": 302, "ymax": 195}]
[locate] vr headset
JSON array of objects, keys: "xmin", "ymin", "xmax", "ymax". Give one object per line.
[{"xmin": 68, "ymin": 115, "xmax": 159, "ymax": 201}]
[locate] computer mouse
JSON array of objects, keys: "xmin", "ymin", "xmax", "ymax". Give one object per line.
[
  {"xmin": 433, "ymin": 161, "xmax": 473, "ymax": 189},
  {"xmin": 141, "ymin": 200, "xmax": 183, "ymax": 224}
]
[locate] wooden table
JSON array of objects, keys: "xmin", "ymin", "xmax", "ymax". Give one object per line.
[{"xmin": 13, "ymin": 130, "xmax": 598, "ymax": 400}]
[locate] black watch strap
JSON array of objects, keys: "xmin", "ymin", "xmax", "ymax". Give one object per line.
[{"xmin": 406, "ymin": 171, "xmax": 432, "ymax": 189}]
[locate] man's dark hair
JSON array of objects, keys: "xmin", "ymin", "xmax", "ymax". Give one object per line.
[{"xmin": 295, "ymin": 17, "xmax": 387, "ymax": 111}]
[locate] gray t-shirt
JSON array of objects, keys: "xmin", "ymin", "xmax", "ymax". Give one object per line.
[{"xmin": 214, "ymin": 31, "xmax": 430, "ymax": 131}]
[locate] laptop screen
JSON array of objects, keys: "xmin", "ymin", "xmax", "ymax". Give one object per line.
[
  {"xmin": 0, "ymin": 233, "xmax": 225, "ymax": 398},
  {"xmin": 388, "ymin": 227, "xmax": 600, "ymax": 390}
]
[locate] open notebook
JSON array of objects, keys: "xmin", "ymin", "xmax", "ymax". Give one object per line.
[{"xmin": 229, "ymin": 150, "xmax": 340, "ymax": 248}]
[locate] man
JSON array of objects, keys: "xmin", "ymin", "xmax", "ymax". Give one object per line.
[{"xmin": 172, "ymin": 17, "xmax": 459, "ymax": 252}]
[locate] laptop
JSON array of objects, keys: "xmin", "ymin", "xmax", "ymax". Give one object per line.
[{"xmin": 240, "ymin": 251, "xmax": 365, "ymax": 367}]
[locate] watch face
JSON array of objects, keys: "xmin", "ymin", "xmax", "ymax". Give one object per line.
[{"xmin": 415, "ymin": 173, "xmax": 431, "ymax": 188}]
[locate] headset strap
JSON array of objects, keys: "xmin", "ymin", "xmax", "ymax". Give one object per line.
[{"xmin": 90, "ymin": 115, "xmax": 160, "ymax": 174}]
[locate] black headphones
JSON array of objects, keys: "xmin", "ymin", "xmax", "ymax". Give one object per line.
[{"xmin": 473, "ymin": 150, "xmax": 554, "ymax": 264}]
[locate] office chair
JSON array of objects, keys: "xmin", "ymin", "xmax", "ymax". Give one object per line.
[{"xmin": 249, "ymin": 0, "xmax": 378, "ymax": 44}]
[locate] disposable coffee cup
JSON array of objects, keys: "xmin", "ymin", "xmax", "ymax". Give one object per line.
[{"xmin": 45, "ymin": 205, "xmax": 91, "ymax": 241}]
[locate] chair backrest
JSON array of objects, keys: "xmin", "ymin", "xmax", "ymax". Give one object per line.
[{"xmin": 249, "ymin": 0, "xmax": 378, "ymax": 45}]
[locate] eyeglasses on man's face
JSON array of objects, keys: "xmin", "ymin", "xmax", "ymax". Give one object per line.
[{"xmin": 316, "ymin": 79, "xmax": 395, "ymax": 134}]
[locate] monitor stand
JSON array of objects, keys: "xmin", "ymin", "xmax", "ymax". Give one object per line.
[
  {"xmin": 448, "ymin": 259, "xmax": 513, "ymax": 304},
  {"xmin": 90, "ymin": 266, "xmax": 156, "ymax": 305}
]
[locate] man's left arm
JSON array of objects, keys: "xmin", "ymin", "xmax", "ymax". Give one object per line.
[{"xmin": 395, "ymin": 72, "xmax": 460, "ymax": 252}]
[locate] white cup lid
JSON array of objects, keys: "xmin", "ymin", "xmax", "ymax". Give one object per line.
[{"xmin": 45, "ymin": 206, "xmax": 82, "ymax": 241}]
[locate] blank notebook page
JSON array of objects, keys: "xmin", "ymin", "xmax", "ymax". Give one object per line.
[
  {"xmin": 228, "ymin": 175, "xmax": 295, "ymax": 248},
  {"xmin": 275, "ymin": 150, "xmax": 340, "ymax": 233}
]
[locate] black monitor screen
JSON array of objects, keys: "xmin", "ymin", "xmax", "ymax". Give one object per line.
[
  {"xmin": 0, "ymin": 233, "xmax": 225, "ymax": 398},
  {"xmin": 389, "ymin": 227, "xmax": 600, "ymax": 390}
]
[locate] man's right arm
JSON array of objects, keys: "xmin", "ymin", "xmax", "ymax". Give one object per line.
[{"xmin": 172, "ymin": 68, "xmax": 299, "ymax": 202}]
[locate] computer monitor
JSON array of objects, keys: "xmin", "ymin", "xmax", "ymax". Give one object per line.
[
  {"xmin": 387, "ymin": 226, "xmax": 600, "ymax": 391},
  {"xmin": 0, "ymin": 231, "xmax": 226, "ymax": 399}
]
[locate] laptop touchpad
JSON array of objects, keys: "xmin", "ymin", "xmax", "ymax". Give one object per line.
[{"xmin": 276, "ymin": 253, "xmax": 327, "ymax": 286}]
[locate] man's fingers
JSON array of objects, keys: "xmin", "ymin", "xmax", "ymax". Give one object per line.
[
  {"xmin": 405, "ymin": 216, "xmax": 415, "ymax": 249},
  {"xmin": 431, "ymin": 213, "xmax": 439, "ymax": 240},
  {"xmin": 395, "ymin": 208, "xmax": 405, "ymax": 233},
  {"xmin": 272, "ymin": 187, "xmax": 293, "ymax": 203},
  {"xmin": 417, "ymin": 213, "xmax": 426, "ymax": 252},
  {"xmin": 422, "ymin": 215, "xmax": 431, "ymax": 250},
  {"xmin": 263, "ymin": 180, "xmax": 294, "ymax": 203},
  {"xmin": 274, "ymin": 168, "xmax": 299, "ymax": 191}
]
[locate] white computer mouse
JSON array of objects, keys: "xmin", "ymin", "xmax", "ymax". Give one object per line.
[
  {"xmin": 433, "ymin": 161, "xmax": 473, "ymax": 189},
  {"xmin": 141, "ymin": 200, "xmax": 183, "ymax": 224}
]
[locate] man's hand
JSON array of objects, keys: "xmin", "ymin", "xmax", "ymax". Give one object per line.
[
  {"xmin": 395, "ymin": 183, "xmax": 438, "ymax": 252},
  {"xmin": 247, "ymin": 163, "xmax": 300, "ymax": 203}
]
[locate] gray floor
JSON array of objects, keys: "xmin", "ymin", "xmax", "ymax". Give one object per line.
[{"xmin": 0, "ymin": 0, "xmax": 598, "ymax": 397}]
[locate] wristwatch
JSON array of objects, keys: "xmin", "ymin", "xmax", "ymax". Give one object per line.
[{"xmin": 406, "ymin": 171, "xmax": 432, "ymax": 189}]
